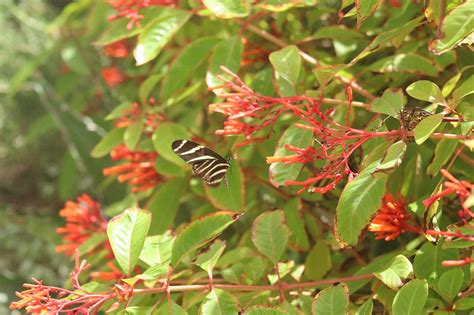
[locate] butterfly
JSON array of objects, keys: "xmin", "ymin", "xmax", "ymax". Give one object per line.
[
  {"xmin": 171, "ymin": 139, "xmax": 230, "ymax": 188},
  {"xmin": 399, "ymin": 107, "xmax": 432, "ymax": 131}
]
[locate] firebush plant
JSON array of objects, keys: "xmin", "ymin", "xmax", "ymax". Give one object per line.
[{"xmin": 9, "ymin": 0, "xmax": 474, "ymax": 314}]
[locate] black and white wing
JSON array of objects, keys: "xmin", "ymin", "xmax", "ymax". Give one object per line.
[{"xmin": 171, "ymin": 139, "xmax": 230, "ymax": 188}]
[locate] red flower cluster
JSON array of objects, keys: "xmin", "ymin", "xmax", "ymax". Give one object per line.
[
  {"xmin": 209, "ymin": 67, "xmax": 399, "ymax": 194},
  {"xmin": 10, "ymin": 257, "xmax": 128, "ymax": 314},
  {"xmin": 101, "ymin": 66, "xmax": 126, "ymax": 87},
  {"xmin": 106, "ymin": 0, "xmax": 178, "ymax": 29},
  {"xmin": 103, "ymin": 40, "xmax": 131, "ymax": 58},
  {"xmin": 368, "ymin": 194, "xmax": 421, "ymax": 241},
  {"xmin": 103, "ymin": 144, "xmax": 161, "ymax": 192},
  {"xmin": 115, "ymin": 99, "xmax": 165, "ymax": 135},
  {"xmin": 56, "ymin": 194, "xmax": 108, "ymax": 256}
]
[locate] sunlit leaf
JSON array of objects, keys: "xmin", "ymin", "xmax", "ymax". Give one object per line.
[
  {"xmin": 392, "ymin": 279, "xmax": 428, "ymax": 315},
  {"xmin": 201, "ymin": 289, "xmax": 239, "ymax": 315},
  {"xmin": 311, "ymin": 283, "xmax": 349, "ymax": 315},
  {"xmin": 371, "ymin": 88, "xmax": 405, "ymax": 116},
  {"xmin": 269, "ymin": 45, "xmax": 301, "ymax": 96},
  {"xmin": 207, "ymin": 36, "xmax": 243, "ymax": 92},
  {"xmin": 374, "ymin": 255, "xmax": 413, "ymax": 289},
  {"xmin": 252, "ymin": 210, "xmax": 290, "ymax": 264},
  {"xmin": 203, "ymin": 0, "xmax": 250, "ymax": 18},
  {"xmin": 406, "ymin": 80, "xmax": 445, "ymax": 105},
  {"xmin": 91, "ymin": 127, "xmax": 125, "ymax": 158},
  {"xmin": 139, "ymin": 233, "xmax": 174, "ymax": 267},
  {"xmin": 194, "ymin": 239, "xmax": 226, "ymax": 275},
  {"xmin": 413, "ymin": 113, "xmax": 444, "ymax": 145}
]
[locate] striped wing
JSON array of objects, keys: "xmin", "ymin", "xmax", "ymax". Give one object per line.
[{"xmin": 172, "ymin": 140, "xmax": 230, "ymax": 188}]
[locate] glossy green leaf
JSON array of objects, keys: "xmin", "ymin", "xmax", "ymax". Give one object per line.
[
  {"xmin": 313, "ymin": 64, "xmax": 346, "ymax": 87},
  {"xmin": 154, "ymin": 155, "xmax": 186, "ymax": 177},
  {"xmin": 374, "ymin": 255, "xmax": 413, "ymax": 289},
  {"xmin": 369, "ymin": 54, "xmax": 437, "ymax": 76},
  {"xmin": 171, "ymin": 211, "xmax": 240, "ymax": 266},
  {"xmin": 269, "ymin": 45, "xmax": 301, "ymax": 96},
  {"xmin": 442, "ymin": 73, "xmax": 462, "ymax": 97},
  {"xmin": 105, "ymin": 102, "xmax": 133, "ymax": 121},
  {"xmin": 139, "ymin": 74, "xmax": 163, "ymax": 105},
  {"xmin": 201, "ymin": 289, "xmax": 239, "ymax": 315},
  {"xmin": 355, "ymin": 299, "xmax": 373, "ymax": 315},
  {"xmin": 139, "ymin": 233, "xmax": 174, "ymax": 267},
  {"xmin": 205, "ymin": 159, "xmax": 244, "ymax": 211},
  {"xmin": 427, "ymin": 138, "xmax": 458, "ymax": 176},
  {"xmin": 313, "ymin": 25, "xmax": 364, "ymax": 41},
  {"xmin": 311, "ymin": 283, "xmax": 349, "ymax": 315},
  {"xmin": 119, "ymin": 306, "xmax": 155, "ymax": 315},
  {"xmin": 156, "ymin": 300, "xmax": 187, "ymax": 315},
  {"xmin": 246, "ymin": 306, "xmax": 288, "ymax": 315},
  {"xmin": 91, "ymin": 127, "xmax": 125, "ymax": 158},
  {"xmin": 371, "ymin": 88, "xmax": 405, "ymax": 116},
  {"xmin": 374, "ymin": 140, "xmax": 407, "ymax": 173},
  {"xmin": 132, "ymin": 263, "xmax": 169, "ymax": 281},
  {"xmin": 203, "ymin": 0, "xmax": 250, "ymax": 18},
  {"xmin": 124, "ymin": 119, "xmax": 143, "ymax": 150},
  {"xmin": 392, "ymin": 279, "xmax": 428, "ymax": 315},
  {"xmin": 454, "ymin": 296, "xmax": 474, "ymax": 311},
  {"xmin": 194, "ymin": 239, "xmax": 226, "ymax": 275},
  {"xmin": 107, "ymin": 208, "xmax": 152, "ymax": 274},
  {"xmin": 258, "ymin": 0, "xmax": 317, "ymax": 12},
  {"xmin": 406, "ymin": 80, "xmax": 445, "ymax": 105},
  {"xmin": 207, "ymin": 36, "xmax": 243, "ymax": 91},
  {"xmin": 161, "ymin": 37, "xmax": 220, "ymax": 101},
  {"xmin": 356, "ymin": 0, "xmax": 384, "ymax": 28},
  {"xmin": 283, "ymin": 199, "xmax": 310, "ymax": 251},
  {"xmin": 452, "ymin": 74, "xmax": 474, "ymax": 101},
  {"xmin": 146, "ymin": 177, "xmax": 187, "ymax": 234},
  {"xmin": 252, "ymin": 210, "xmax": 290, "ymax": 265},
  {"xmin": 431, "ymin": 1, "xmax": 474, "ymax": 54},
  {"xmin": 413, "ymin": 113, "xmax": 444, "ymax": 145},
  {"xmin": 435, "ymin": 269, "xmax": 464, "ymax": 304},
  {"xmin": 152, "ymin": 122, "xmax": 190, "ymax": 166},
  {"xmin": 134, "ymin": 11, "xmax": 191, "ymax": 66},
  {"xmin": 335, "ymin": 161, "xmax": 388, "ymax": 247},
  {"xmin": 304, "ymin": 242, "xmax": 332, "ymax": 280},
  {"xmin": 269, "ymin": 125, "xmax": 313, "ymax": 187},
  {"xmin": 413, "ymin": 242, "xmax": 459, "ymax": 281}
]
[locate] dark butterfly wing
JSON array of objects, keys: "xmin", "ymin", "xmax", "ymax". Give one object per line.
[
  {"xmin": 399, "ymin": 107, "xmax": 432, "ymax": 131},
  {"xmin": 172, "ymin": 140, "xmax": 230, "ymax": 187}
]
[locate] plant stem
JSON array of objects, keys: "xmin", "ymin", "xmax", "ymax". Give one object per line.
[{"xmin": 132, "ymin": 273, "xmax": 374, "ymax": 295}]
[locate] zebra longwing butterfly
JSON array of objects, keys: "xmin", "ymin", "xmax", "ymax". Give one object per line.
[
  {"xmin": 171, "ymin": 140, "xmax": 230, "ymax": 188},
  {"xmin": 399, "ymin": 107, "xmax": 432, "ymax": 131}
]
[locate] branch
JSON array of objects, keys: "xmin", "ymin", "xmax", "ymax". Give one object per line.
[{"xmin": 238, "ymin": 21, "xmax": 376, "ymax": 100}]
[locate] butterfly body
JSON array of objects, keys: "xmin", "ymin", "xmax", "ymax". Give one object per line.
[{"xmin": 172, "ymin": 140, "xmax": 230, "ymax": 188}]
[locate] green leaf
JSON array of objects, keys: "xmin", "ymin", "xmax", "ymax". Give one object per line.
[
  {"xmin": 146, "ymin": 177, "xmax": 187, "ymax": 234},
  {"xmin": 119, "ymin": 306, "xmax": 156, "ymax": 315},
  {"xmin": 269, "ymin": 125, "xmax": 313, "ymax": 187},
  {"xmin": 107, "ymin": 208, "xmax": 152, "ymax": 275},
  {"xmin": 105, "ymin": 102, "xmax": 133, "ymax": 121},
  {"xmin": 283, "ymin": 199, "xmax": 310, "ymax": 251},
  {"xmin": 374, "ymin": 140, "xmax": 407, "ymax": 173},
  {"xmin": 139, "ymin": 74, "xmax": 163, "ymax": 105},
  {"xmin": 139, "ymin": 233, "xmax": 174, "ymax": 266},
  {"xmin": 392, "ymin": 279, "xmax": 428, "ymax": 315},
  {"xmin": 435, "ymin": 269, "xmax": 464, "ymax": 304},
  {"xmin": 171, "ymin": 211, "xmax": 240, "ymax": 266},
  {"xmin": 156, "ymin": 300, "xmax": 187, "ymax": 315},
  {"xmin": 194, "ymin": 239, "xmax": 226, "ymax": 275},
  {"xmin": 304, "ymin": 242, "xmax": 332, "ymax": 280},
  {"xmin": 269, "ymin": 45, "xmax": 301, "ymax": 96},
  {"xmin": 406, "ymin": 80, "xmax": 445, "ymax": 105},
  {"xmin": 313, "ymin": 64, "xmax": 346, "ymax": 87},
  {"xmin": 356, "ymin": 0, "xmax": 384, "ymax": 28},
  {"xmin": 124, "ymin": 119, "xmax": 143, "ymax": 150},
  {"xmin": 134, "ymin": 11, "xmax": 191, "ymax": 66},
  {"xmin": 431, "ymin": 1, "xmax": 474, "ymax": 54},
  {"xmin": 91, "ymin": 127, "xmax": 125, "ymax": 158},
  {"xmin": 371, "ymin": 88, "xmax": 405, "ymax": 116},
  {"xmin": 154, "ymin": 155, "xmax": 186, "ymax": 177},
  {"xmin": 207, "ymin": 36, "xmax": 243, "ymax": 91},
  {"xmin": 369, "ymin": 54, "xmax": 438, "ymax": 76},
  {"xmin": 252, "ymin": 210, "xmax": 290, "ymax": 265},
  {"xmin": 132, "ymin": 264, "xmax": 169, "ymax": 281},
  {"xmin": 313, "ymin": 26, "xmax": 364, "ymax": 41},
  {"xmin": 205, "ymin": 159, "xmax": 244, "ymax": 211},
  {"xmin": 355, "ymin": 299, "xmax": 373, "ymax": 315},
  {"xmin": 335, "ymin": 161, "xmax": 388, "ymax": 247},
  {"xmin": 152, "ymin": 122, "xmax": 191, "ymax": 166},
  {"xmin": 258, "ymin": 0, "xmax": 317, "ymax": 12},
  {"xmin": 452, "ymin": 75, "xmax": 474, "ymax": 101},
  {"xmin": 374, "ymin": 255, "xmax": 413, "ymax": 289},
  {"xmin": 427, "ymin": 138, "xmax": 458, "ymax": 176},
  {"xmin": 413, "ymin": 113, "xmax": 444, "ymax": 145},
  {"xmin": 201, "ymin": 289, "xmax": 239, "ymax": 315},
  {"xmin": 454, "ymin": 296, "xmax": 474, "ymax": 311},
  {"xmin": 160, "ymin": 37, "xmax": 220, "ymax": 101},
  {"xmin": 246, "ymin": 306, "xmax": 288, "ymax": 315},
  {"xmin": 442, "ymin": 73, "xmax": 462, "ymax": 97},
  {"xmin": 413, "ymin": 242, "xmax": 459, "ymax": 281},
  {"xmin": 202, "ymin": 0, "xmax": 250, "ymax": 18},
  {"xmin": 311, "ymin": 283, "xmax": 349, "ymax": 315}
]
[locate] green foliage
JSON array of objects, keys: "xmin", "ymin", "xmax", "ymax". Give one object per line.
[{"xmin": 4, "ymin": 0, "xmax": 473, "ymax": 313}]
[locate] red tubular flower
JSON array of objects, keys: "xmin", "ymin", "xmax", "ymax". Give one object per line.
[
  {"xmin": 103, "ymin": 40, "xmax": 131, "ymax": 58},
  {"xmin": 56, "ymin": 194, "xmax": 108, "ymax": 256},
  {"xmin": 210, "ymin": 67, "xmax": 400, "ymax": 194},
  {"xmin": 115, "ymin": 100, "xmax": 165, "ymax": 134},
  {"xmin": 106, "ymin": 0, "xmax": 178, "ymax": 29},
  {"xmin": 441, "ymin": 257, "xmax": 473, "ymax": 267},
  {"xmin": 103, "ymin": 144, "xmax": 161, "ymax": 192},
  {"xmin": 101, "ymin": 66, "xmax": 126, "ymax": 87},
  {"xmin": 91, "ymin": 262, "xmax": 124, "ymax": 282},
  {"xmin": 368, "ymin": 194, "xmax": 422, "ymax": 241}
]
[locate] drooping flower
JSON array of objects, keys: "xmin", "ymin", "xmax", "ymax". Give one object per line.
[
  {"xmin": 56, "ymin": 194, "xmax": 108, "ymax": 256},
  {"xmin": 103, "ymin": 40, "xmax": 131, "ymax": 58},
  {"xmin": 368, "ymin": 194, "xmax": 421, "ymax": 241},
  {"xmin": 101, "ymin": 66, "xmax": 126, "ymax": 87},
  {"xmin": 106, "ymin": 0, "xmax": 178, "ymax": 29},
  {"xmin": 103, "ymin": 144, "xmax": 161, "ymax": 192}
]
